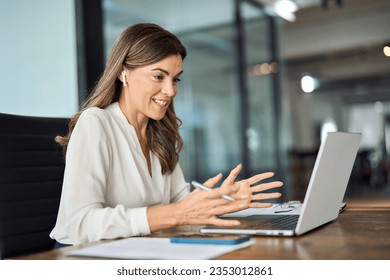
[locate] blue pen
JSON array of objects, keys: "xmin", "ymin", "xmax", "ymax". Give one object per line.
[{"xmin": 191, "ymin": 181, "xmax": 236, "ymax": 202}]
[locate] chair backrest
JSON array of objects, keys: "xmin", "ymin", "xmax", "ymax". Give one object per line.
[{"xmin": 0, "ymin": 112, "xmax": 68, "ymax": 259}]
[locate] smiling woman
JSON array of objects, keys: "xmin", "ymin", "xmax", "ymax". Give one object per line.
[
  {"xmin": 49, "ymin": 23, "xmax": 283, "ymax": 247},
  {"xmin": 118, "ymin": 55, "xmax": 184, "ymax": 173},
  {"xmin": 119, "ymin": 55, "xmax": 183, "ymax": 122}
]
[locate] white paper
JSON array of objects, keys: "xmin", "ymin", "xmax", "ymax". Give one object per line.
[{"xmin": 66, "ymin": 237, "xmax": 254, "ymax": 260}]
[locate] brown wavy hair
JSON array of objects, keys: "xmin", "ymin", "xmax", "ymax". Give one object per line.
[{"xmin": 56, "ymin": 23, "xmax": 186, "ymax": 174}]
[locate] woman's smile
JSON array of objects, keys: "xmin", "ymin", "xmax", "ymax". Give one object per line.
[{"xmin": 152, "ymin": 98, "xmax": 169, "ymax": 108}]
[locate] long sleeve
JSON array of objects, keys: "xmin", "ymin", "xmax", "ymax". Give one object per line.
[
  {"xmin": 56, "ymin": 110, "xmax": 148, "ymax": 245},
  {"xmin": 169, "ymin": 164, "xmax": 190, "ymax": 202},
  {"xmin": 64, "ymin": 110, "xmax": 149, "ymax": 244},
  {"xmin": 50, "ymin": 103, "xmax": 188, "ymax": 245}
]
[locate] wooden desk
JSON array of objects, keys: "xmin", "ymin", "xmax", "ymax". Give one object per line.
[{"xmin": 14, "ymin": 205, "xmax": 390, "ymax": 260}]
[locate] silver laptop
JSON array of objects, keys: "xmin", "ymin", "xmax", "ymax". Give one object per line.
[{"xmin": 200, "ymin": 132, "xmax": 362, "ymax": 236}]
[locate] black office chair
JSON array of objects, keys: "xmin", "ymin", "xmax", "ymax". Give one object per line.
[{"xmin": 0, "ymin": 112, "xmax": 68, "ymax": 259}]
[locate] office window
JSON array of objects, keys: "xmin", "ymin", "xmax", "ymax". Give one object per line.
[
  {"xmin": 241, "ymin": 3, "xmax": 279, "ymax": 173},
  {"xmin": 0, "ymin": 0, "xmax": 78, "ymax": 117},
  {"xmin": 103, "ymin": 0, "xmax": 253, "ymax": 182},
  {"xmin": 102, "ymin": 0, "xmax": 390, "ymax": 203}
]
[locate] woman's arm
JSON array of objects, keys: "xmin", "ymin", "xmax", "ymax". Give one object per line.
[
  {"xmin": 147, "ymin": 164, "xmax": 283, "ymax": 232},
  {"xmin": 60, "ymin": 110, "xmax": 151, "ymax": 245}
]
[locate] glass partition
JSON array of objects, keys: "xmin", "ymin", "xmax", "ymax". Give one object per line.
[{"xmin": 177, "ymin": 24, "xmax": 241, "ymax": 182}]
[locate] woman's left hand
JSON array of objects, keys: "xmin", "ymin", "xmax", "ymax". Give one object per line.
[
  {"xmin": 203, "ymin": 164, "xmax": 283, "ymax": 208},
  {"xmin": 232, "ymin": 170, "xmax": 283, "ymax": 208}
]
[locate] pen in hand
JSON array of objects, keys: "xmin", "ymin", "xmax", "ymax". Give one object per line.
[{"xmin": 191, "ymin": 181, "xmax": 236, "ymax": 202}]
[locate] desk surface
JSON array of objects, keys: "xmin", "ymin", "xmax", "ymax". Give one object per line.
[{"xmin": 14, "ymin": 205, "xmax": 390, "ymax": 260}]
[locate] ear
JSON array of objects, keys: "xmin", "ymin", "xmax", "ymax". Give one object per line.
[{"xmin": 119, "ymin": 70, "xmax": 127, "ymax": 87}]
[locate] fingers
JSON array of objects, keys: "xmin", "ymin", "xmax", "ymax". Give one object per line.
[
  {"xmin": 205, "ymin": 200, "xmax": 250, "ymax": 221},
  {"xmin": 194, "ymin": 166, "xmax": 283, "ymax": 208},
  {"xmin": 222, "ymin": 163, "xmax": 242, "ymax": 187},
  {"xmin": 251, "ymin": 181, "xmax": 284, "ymax": 192},
  {"xmin": 193, "ymin": 187, "xmax": 239, "ymax": 206},
  {"xmin": 244, "ymin": 172, "xmax": 275, "ymax": 185},
  {"xmin": 206, "ymin": 216, "xmax": 241, "ymax": 227},
  {"xmin": 248, "ymin": 202, "xmax": 274, "ymax": 208},
  {"xmin": 202, "ymin": 173, "xmax": 223, "ymax": 188},
  {"xmin": 252, "ymin": 191, "xmax": 282, "ymax": 201}
]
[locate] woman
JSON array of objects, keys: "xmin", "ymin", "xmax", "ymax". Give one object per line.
[{"xmin": 50, "ymin": 23, "xmax": 283, "ymax": 246}]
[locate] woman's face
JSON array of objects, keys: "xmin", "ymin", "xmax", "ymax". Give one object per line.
[{"xmin": 122, "ymin": 54, "xmax": 183, "ymax": 121}]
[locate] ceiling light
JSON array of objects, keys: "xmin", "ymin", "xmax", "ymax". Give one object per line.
[
  {"xmin": 384, "ymin": 46, "xmax": 390, "ymax": 57},
  {"xmin": 274, "ymin": 0, "xmax": 298, "ymax": 22},
  {"xmin": 301, "ymin": 75, "xmax": 317, "ymax": 93}
]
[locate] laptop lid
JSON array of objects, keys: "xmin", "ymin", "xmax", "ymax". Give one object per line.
[
  {"xmin": 295, "ymin": 131, "xmax": 362, "ymax": 235},
  {"xmin": 200, "ymin": 132, "xmax": 362, "ymax": 236}
]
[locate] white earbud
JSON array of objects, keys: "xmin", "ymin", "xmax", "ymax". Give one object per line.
[{"xmin": 121, "ymin": 71, "xmax": 126, "ymax": 87}]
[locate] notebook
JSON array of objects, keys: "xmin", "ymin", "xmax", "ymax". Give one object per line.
[{"xmin": 200, "ymin": 132, "xmax": 362, "ymax": 236}]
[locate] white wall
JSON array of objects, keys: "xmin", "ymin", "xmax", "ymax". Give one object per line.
[
  {"xmin": 348, "ymin": 103, "xmax": 386, "ymax": 150},
  {"xmin": 0, "ymin": 0, "xmax": 78, "ymax": 117}
]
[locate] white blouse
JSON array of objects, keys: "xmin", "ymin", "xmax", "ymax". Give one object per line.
[{"xmin": 50, "ymin": 102, "xmax": 190, "ymax": 245}]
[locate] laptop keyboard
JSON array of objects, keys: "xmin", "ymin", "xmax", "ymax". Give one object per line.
[{"xmin": 229, "ymin": 215, "xmax": 299, "ymax": 230}]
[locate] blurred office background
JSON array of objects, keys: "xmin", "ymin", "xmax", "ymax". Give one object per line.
[{"xmin": 1, "ymin": 0, "xmax": 390, "ymax": 204}]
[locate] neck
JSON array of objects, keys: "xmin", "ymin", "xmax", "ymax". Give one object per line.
[{"xmin": 118, "ymin": 97, "xmax": 148, "ymax": 138}]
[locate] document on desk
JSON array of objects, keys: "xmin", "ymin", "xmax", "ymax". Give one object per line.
[
  {"xmin": 221, "ymin": 202, "xmax": 302, "ymax": 218},
  {"xmin": 67, "ymin": 237, "xmax": 254, "ymax": 260}
]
